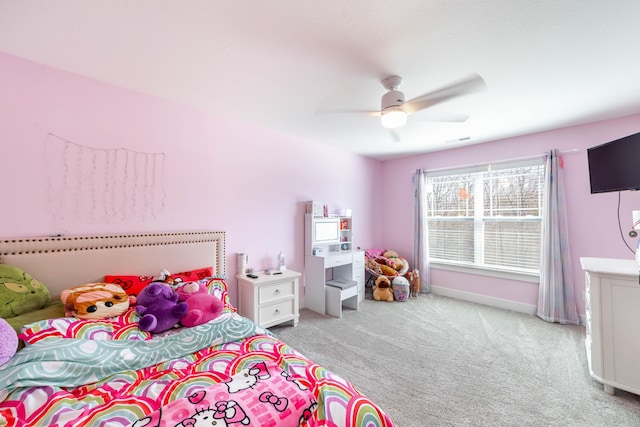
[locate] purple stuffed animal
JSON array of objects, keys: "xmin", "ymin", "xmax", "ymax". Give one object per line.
[
  {"xmin": 175, "ymin": 281, "xmax": 224, "ymax": 327},
  {"xmin": 136, "ymin": 282, "xmax": 188, "ymax": 334}
]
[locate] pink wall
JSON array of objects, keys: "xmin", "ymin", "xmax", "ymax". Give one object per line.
[
  {"xmin": 381, "ymin": 114, "xmax": 640, "ymax": 315},
  {"xmin": 0, "ymin": 52, "xmax": 383, "ymax": 306},
  {"xmin": 3, "ymin": 50, "xmax": 639, "ymax": 317}
]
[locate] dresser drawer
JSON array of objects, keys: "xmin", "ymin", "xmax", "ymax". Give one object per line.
[
  {"xmin": 352, "ymin": 251, "xmax": 365, "ymax": 268},
  {"xmin": 325, "ymin": 253, "xmax": 352, "ymax": 267},
  {"xmin": 259, "ymin": 299, "xmax": 295, "ymax": 325},
  {"xmin": 259, "ymin": 280, "xmax": 295, "ymax": 304}
]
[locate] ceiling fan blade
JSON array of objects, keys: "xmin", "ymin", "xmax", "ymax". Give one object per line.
[
  {"xmin": 315, "ymin": 106, "xmax": 380, "ymax": 117},
  {"xmin": 417, "ymin": 110, "xmax": 470, "ymax": 122},
  {"xmin": 403, "ymin": 73, "xmax": 486, "ymax": 114}
]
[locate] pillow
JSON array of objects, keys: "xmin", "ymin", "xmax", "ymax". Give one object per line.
[
  {"xmin": 134, "ymin": 361, "xmax": 316, "ymax": 427},
  {"xmin": 60, "ymin": 283, "xmax": 134, "ymax": 319},
  {"xmin": 105, "ymin": 266, "xmax": 214, "ymax": 298},
  {"xmin": 103, "ymin": 274, "xmax": 154, "ymax": 299},
  {"xmin": 169, "ymin": 266, "xmax": 213, "ymax": 284},
  {"xmin": 0, "ymin": 265, "xmax": 50, "ymax": 319},
  {"xmin": 5, "ymin": 301, "xmax": 65, "ymax": 334}
]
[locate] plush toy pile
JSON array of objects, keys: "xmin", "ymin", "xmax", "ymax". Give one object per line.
[
  {"xmin": 364, "ymin": 249, "xmax": 409, "ymax": 278},
  {"xmin": 366, "ymin": 249, "xmax": 421, "ymax": 301},
  {"xmin": 60, "ymin": 270, "xmax": 224, "ymax": 334}
]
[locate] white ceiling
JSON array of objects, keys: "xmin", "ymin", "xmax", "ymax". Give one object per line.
[{"xmin": 1, "ymin": 1, "xmax": 640, "ymax": 160}]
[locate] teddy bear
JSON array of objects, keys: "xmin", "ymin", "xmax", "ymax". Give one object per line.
[
  {"xmin": 60, "ymin": 282, "xmax": 134, "ymax": 319},
  {"xmin": 136, "ymin": 282, "xmax": 188, "ymax": 334},
  {"xmin": 0, "ymin": 317, "xmax": 18, "ymax": 367},
  {"xmin": 373, "ymin": 276, "xmax": 394, "ymax": 302},
  {"xmin": 174, "ymin": 281, "xmax": 224, "ymax": 327}
]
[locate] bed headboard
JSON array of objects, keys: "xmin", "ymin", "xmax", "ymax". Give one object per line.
[{"xmin": 0, "ymin": 231, "xmax": 225, "ymax": 298}]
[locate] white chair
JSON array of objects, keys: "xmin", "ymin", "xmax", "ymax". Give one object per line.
[{"xmin": 325, "ymin": 280, "xmax": 359, "ymax": 318}]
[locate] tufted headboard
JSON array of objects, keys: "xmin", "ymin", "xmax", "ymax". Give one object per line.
[{"xmin": 0, "ymin": 231, "xmax": 225, "ymax": 298}]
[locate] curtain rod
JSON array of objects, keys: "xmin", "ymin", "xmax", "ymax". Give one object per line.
[{"xmin": 417, "ymin": 148, "xmax": 581, "ymax": 174}]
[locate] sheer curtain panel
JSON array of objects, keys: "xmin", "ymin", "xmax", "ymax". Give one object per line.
[
  {"xmin": 536, "ymin": 149, "xmax": 579, "ymax": 324},
  {"xmin": 413, "ymin": 169, "xmax": 430, "ymax": 293}
]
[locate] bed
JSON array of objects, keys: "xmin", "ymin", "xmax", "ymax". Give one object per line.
[{"xmin": 0, "ymin": 231, "xmax": 394, "ymax": 427}]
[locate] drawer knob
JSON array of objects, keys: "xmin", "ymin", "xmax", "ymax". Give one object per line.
[
  {"xmin": 274, "ymin": 289, "xmax": 280, "ymax": 294},
  {"xmin": 275, "ymin": 309, "xmax": 280, "ymax": 314}
]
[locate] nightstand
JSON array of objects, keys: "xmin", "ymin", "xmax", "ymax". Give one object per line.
[{"xmin": 236, "ymin": 270, "xmax": 300, "ymax": 328}]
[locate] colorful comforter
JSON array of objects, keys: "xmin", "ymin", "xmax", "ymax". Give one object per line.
[{"xmin": 0, "ymin": 313, "xmax": 394, "ymax": 427}]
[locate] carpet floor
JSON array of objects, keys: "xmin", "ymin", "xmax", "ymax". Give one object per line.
[{"xmin": 270, "ymin": 293, "xmax": 640, "ymax": 426}]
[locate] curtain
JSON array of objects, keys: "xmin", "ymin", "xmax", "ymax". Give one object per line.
[
  {"xmin": 413, "ymin": 169, "xmax": 430, "ymax": 293},
  {"xmin": 536, "ymin": 149, "xmax": 579, "ymax": 324}
]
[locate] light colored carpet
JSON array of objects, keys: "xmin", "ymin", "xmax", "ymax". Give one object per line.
[{"xmin": 270, "ymin": 293, "xmax": 640, "ymax": 426}]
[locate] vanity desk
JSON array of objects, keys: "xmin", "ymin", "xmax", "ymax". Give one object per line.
[{"xmin": 304, "ymin": 250, "xmax": 365, "ymax": 316}]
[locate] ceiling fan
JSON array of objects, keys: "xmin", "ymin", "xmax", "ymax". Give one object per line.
[{"xmin": 320, "ymin": 73, "xmax": 487, "ymax": 131}]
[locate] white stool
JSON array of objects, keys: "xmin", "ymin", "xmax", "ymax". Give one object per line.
[{"xmin": 325, "ymin": 280, "xmax": 359, "ymax": 318}]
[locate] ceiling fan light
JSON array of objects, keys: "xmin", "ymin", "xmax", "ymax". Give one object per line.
[{"xmin": 380, "ymin": 109, "xmax": 407, "ymax": 129}]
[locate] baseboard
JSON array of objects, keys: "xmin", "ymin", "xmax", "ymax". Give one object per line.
[
  {"xmin": 430, "ymin": 286, "xmax": 586, "ymax": 325},
  {"xmin": 430, "ymin": 286, "xmax": 537, "ymax": 315}
]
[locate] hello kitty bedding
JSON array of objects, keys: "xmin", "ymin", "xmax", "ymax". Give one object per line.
[
  {"xmin": 0, "ymin": 232, "xmax": 394, "ymax": 427},
  {"xmin": 0, "ymin": 295, "xmax": 394, "ymax": 427}
]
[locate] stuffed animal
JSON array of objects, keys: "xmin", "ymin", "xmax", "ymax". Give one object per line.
[
  {"xmin": 373, "ymin": 276, "xmax": 394, "ymax": 302},
  {"xmin": 381, "ymin": 250, "xmax": 404, "ymax": 270},
  {"xmin": 392, "ymin": 276, "xmax": 411, "ymax": 301},
  {"xmin": 407, "ymin": 269, "xmax": 421, "ymax": 298},
  {"xmin": 0, "ymin": 317, "xmax": 18, "ymax": 367},
  {"xmin": 174, "ymin": 281, "xmax": 224, "ymax": 327},
  {"xmin": 136, "ymin": 282, "xmax": 188, "ymax": 333},
  {"xmin": 0, "ymin": 264, "xmax": 50, "ymax": 319},
  {"xmin": 383, "ymin": 250, "xmax": 399, "ymax": 259},
  {"xmin": 61, "ymin": 283, "xmax": 134, "ymax": 319},
  {"xmin": 365, "ymin": 258, "xmax": 383, "ymax": 275},
  {"xmin": 379, "ymin": 264, "xmax": 398, "ymax": 277}
]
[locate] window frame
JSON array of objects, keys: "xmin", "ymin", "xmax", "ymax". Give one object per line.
[{"xmin": 423, "ymin": 159, "xmax": 544, "ymax": 282}]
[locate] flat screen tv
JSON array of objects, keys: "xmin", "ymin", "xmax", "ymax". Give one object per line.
[{"xmin": 587, "ymin": 131, "xmax": 640, "ymax": 194}]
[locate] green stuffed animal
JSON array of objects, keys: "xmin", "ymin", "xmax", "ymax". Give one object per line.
[{"xmin": 0, "ymin": 265, "xmax": 50, "ymax": 319}]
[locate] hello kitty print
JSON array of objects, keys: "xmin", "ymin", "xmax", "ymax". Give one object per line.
[{"xmin": 132, "ymin": 361, "xmax": 317, "ymax": 427}]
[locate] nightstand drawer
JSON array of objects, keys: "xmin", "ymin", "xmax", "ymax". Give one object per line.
[
  {"xmin": 259, "ymin": 299, "xmax": 295, "ymax": 325},
  {"xmin": 236, "ymin": 269, "xmax": 300, "ymax": 328},
  {"xmin": 259, "ymin": 281, "xmax": 295, "ymax": 304}
]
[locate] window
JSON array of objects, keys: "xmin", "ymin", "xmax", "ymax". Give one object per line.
[{"xmin": 424, "ymin": 160, "xmax": 544, "ymax": 275}]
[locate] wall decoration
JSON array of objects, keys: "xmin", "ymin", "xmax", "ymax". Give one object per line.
[{"xmin": 45, "ymin": 133, "xmax": 166, "ymax": 223}]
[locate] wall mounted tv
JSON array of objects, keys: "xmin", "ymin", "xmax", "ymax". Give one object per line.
[{"xmin": 587, "ymin": 131, "xmax": 640, "ymax": 194}]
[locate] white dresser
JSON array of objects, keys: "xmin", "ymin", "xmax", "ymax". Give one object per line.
[
  {"xmin": 236, "ymin": 270, "xmax": 300, "ymax": 328},
  {"xmin": 580, "ymin": 257, "xmax": 640, "ymax": 395}
]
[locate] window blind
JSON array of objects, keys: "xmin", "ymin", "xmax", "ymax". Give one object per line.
[{"xmin": 425, "ymin": 161, "xmax": 544, "ymax": 274}]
